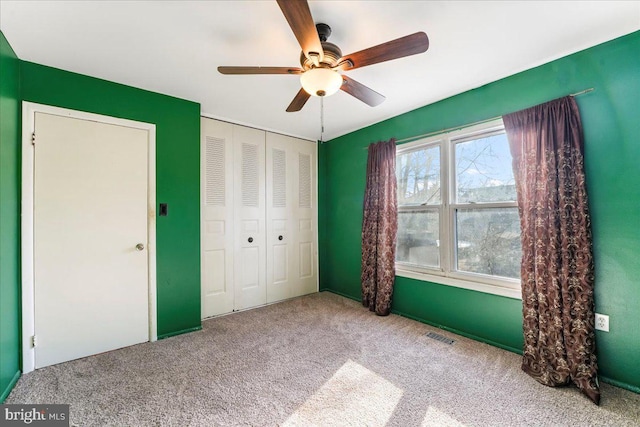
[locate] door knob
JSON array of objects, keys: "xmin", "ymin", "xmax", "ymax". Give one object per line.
[
  {"xmin": 248, "ymin": 237, "xmax": 254, "ymax": 243},
  {"xmin": 136, "ymin": 243, "xmax": 145, "ymax": 251},
  {"xmin": 278, "ymin": 235, "xmax": 283, "ymax": 241}
]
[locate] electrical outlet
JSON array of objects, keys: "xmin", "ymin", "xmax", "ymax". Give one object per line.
[{"xmin": 595, "ymin": 313, "xmax": 609, "ymax": 332}]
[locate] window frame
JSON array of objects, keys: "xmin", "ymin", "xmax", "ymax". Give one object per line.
[{"xmin": 395, "ymin": 119, "xmax": 522, "ymax": 299}]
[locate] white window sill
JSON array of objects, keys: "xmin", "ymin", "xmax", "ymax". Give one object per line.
[{"xmin": 395, "ymin": 267, "xmax": 522, "ymax": 300}]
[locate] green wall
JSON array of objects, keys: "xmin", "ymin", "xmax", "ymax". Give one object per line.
[
  {"xmin": 0, "ymin": 31, "xmax": 22, "ymax": 402},
  {"xmin": 19, "ymin": 62, "xmax": 202, "ymax": 339},
  {"xmin": 320, "ymin": 31, "xmax": 640, "ymax": 392}
]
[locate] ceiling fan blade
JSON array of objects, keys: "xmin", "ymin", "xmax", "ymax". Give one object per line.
[
  {"xmin": 340, "ymin": 75, "xmax": 385, "ymax": 107},
  {"xmin": 276, "ymin": 0, "xmax": 323, "ymax": 62},
  {"xmin": 286, "ymin": 88, "xmax": 311, "ymax": 112},
  {"xmin": 218, "ymin": 66, "xmax": 303, "ymax": 75},
  {"xmin": 336, "ymin": 32, "xmax": 429, "ymax": 71}
]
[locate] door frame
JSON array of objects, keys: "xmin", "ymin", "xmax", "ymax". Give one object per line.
[{"xmin": 21, "ymin": 102, "xmax": 158, "ymax": 373}]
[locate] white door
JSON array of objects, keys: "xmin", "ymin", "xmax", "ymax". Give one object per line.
[
  {"xmin": 201, "ymin": 119, "xmax": 235, "ymax": 317},
  {"xmin": 292, "ymin": 139, "xmax": 317, "ymax": 297},
  {"xmin": 33, "ymin": 112, "xmax": 150, "ymax": 368},
  {"xmin": 266, "ymin": 133, "xmax": 295, "ymax": 303},
  {"xmin": 266, "ymin": 133, "xmax": 317, "ymax": 302},
  {"xmin": 233, "ymin": 124, "xmax": 267, "ymax": 310}
]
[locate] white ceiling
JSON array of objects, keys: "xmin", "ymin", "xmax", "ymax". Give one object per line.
[{"xmin": 1, "ymin": 1, "xmax": 638, "ymax": 141}]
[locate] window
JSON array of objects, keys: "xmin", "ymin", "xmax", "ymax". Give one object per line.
[{"xmin": 396, "ymin": 119, "xmax": 521, "ymax": 298}]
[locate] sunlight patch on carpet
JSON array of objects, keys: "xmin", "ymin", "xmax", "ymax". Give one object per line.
[
  {"xmin": 282, "ymin": 359, "xmax": 403, "ymax": 426},
  {"xmin": 421, "ymin": 406, "xmax": 467, "ymax": 427}
]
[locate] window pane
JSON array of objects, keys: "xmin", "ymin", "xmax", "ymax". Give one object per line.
[
  {"xmin": 397, "ymin": 145, "xmax": 441, "ymax": 205},
  {"xmin": 456, "ymin": 208, "xmax": 521, "ymax": 279},
  {"xmin": 396, "ymin": 210, "xmax": 440, "ymax": 268},
  {"xmin": 455, "ymin": 132, "xmax": 516, "ymax": 203}
]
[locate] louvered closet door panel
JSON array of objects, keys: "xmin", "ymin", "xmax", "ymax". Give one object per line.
[
  {"xmin": 266, "ymin": 133, "xmax": 295, "ymax": 303},
  {"xmin": 266, "ymin": 133, "xmax": 318, "ymax": 303},
  {"xmin": 292, "ymin": 139, "xmax": 318, "ymax": 297},
  {"xmin": 233, "ymin": 125, "xmax": 267, "ymax": 310},
  {"xmin": 201, "ymin": 118, "xmax": 235, "ymax": 318}
]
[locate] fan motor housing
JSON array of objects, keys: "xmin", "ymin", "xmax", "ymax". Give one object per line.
[
  {"xmin": 300, "ymin": 42, "xmax": 342, "ymax": 70},
  {"xmin": 300, "ymin": 24, "xmax": 342, "ymax": 70}
]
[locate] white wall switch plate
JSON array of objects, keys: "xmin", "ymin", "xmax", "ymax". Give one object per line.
[{"xmin": 595, "ymin": 313, "xmax": 609, "ymax": 332}]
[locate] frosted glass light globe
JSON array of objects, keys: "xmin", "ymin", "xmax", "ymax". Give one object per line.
[{"xmin": 300, "ymin": 68, "xmax": 343, "ymax": 97}]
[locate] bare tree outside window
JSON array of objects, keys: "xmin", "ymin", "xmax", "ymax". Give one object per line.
[
  {"xmin": 454, "ymin": 133, "xmax": 520, "ymax": 279},
  {"xmin": 456, "ymin": 208, "xmax": 521, "ymax": 279},
  {"xmin": 396, "ymin": 145, "xmax": 440, "ymax": 268},
  {"xmin": 397, "ymin": 146, "xmax": 440, "ymax": 206},
  {"xmin": 455, "ymin": 133, "xmax": 516, "ymax": 203}
]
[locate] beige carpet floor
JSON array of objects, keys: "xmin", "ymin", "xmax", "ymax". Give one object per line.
[{"xmin": 6, "ymin": 291, "xmax": 640, "ymax": 426}]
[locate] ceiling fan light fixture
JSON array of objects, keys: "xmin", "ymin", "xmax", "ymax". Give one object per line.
[{"xmin": 300, "ymin": 68, "xmax": 343, "ymax": 97}]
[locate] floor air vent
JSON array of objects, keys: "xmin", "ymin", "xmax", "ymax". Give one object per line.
[{"xmin": 426, "ymin": 331, "xmax": 455, "ymax": 345}]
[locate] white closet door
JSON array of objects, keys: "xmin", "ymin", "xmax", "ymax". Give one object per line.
[
  {"xmin": 201, "ymin": 118, "xmax": 235, "ymax": 318},
  {"xmin": 233, "ymin": 125, "xmax": 267, "ymax": 310},
  {"xmin": 200, "ymin": 119, "xmax": 314, "ymax": 316},
  {"xmin": 266, "ymin": 133, "xmax": 295, "ymax": 303},
  {"xmin": 292, "ymin": 138, "xmax": 318, "ymax": 297},
  {"xmin": 266, "ymin": 133, "xmax": 317, "ymax": 302}
]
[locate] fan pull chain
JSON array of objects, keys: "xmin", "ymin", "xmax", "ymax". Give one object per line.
[{"xmin": 320, "ymin": 96, "xmax": 325, "ymax": 143}]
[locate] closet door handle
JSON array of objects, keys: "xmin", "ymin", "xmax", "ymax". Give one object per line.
[
  {"xmin": 248, "ymin": 237, "xmax": 254, "ymax": 243},
  {"xmin": 278, "ymin": 235, "xmax": 283, "ymax": 241}
]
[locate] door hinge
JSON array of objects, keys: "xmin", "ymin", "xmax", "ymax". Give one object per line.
[
  {"xmin": 31, "ymin": 132, "xmax": 36, "ymax": 145},
  {"xmin": 31, "ymin": 335, "xmax": 37, "ymax": 347}
]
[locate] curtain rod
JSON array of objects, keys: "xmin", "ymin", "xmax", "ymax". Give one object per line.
[{"xmin": 366, "ymin": 87, "xmax": 595, "ymax": 148}]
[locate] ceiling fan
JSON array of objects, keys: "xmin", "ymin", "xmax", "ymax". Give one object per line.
[{"xmin": 218, "ymin": 0, "xmax": 429, "ymax": 112}]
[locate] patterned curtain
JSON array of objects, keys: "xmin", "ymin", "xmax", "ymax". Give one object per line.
[
  {"xmin": 361, "ymin": 139, "xmax": 398, "ymax": 316},
  {"xmin": 503, "ymin": 96, "xmax": 599, "ymax": 404}
]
